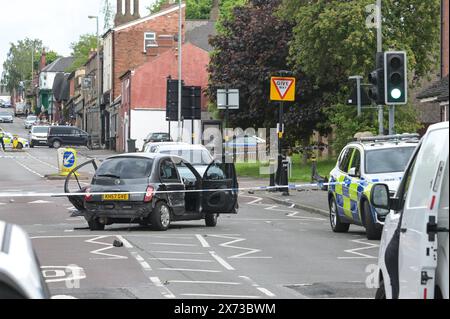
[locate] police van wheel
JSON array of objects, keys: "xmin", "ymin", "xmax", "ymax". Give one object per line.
[
  {"xmin": 363, "ymin": 201, "xmax": 382, "ymax": 240},
  {"xmin": 205, "ymin": 214, "xmax": 219, "ymax": 227},
  {"xmin": 329, "ymin": 197, "xmax": 350, "ymax": 233}
]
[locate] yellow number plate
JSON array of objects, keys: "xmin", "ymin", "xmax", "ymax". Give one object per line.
[{"xmin": 102, "ymin": 194, "xmax": 129, "ymax": 201}]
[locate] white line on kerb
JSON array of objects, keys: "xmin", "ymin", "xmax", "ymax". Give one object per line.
[
  {"xmin": 210, "ymin": 251, "xmax": 235, "ymax": 271},
  {"xmin": 149, "ymin": 277, "xmax": 176, "ymax": 299},
  {"xmin": 195, "ymin": 234, "xmax": 210, "ymax": 248}
]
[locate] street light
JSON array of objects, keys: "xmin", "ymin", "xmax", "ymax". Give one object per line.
[{"xmin": 89, "ymin": 15, "xmax": 102, "ymax": 148}]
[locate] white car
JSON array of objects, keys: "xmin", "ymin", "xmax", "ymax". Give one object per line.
[
  {"xmin": 145, "ymin": 143, "xmax": 214, "ymax": 176},
  {"xmin": 372, "ymin": 121, "xmax": 449, "ymax": 299},
  {"xmin": 29, "ymin": 126, "xmax": 50, "ymax": 148},
  {"xmin": 24, "ymin": 115, "xmax": 38, "ymax": 129},
  {"xmin": 0, "ymin": 221, "xmax": 50, "ymax": 299}
]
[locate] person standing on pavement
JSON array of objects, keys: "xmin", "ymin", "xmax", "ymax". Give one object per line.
[{"xmin": 0, "ymin": 128, "xmax": 5, "ymax": 151}]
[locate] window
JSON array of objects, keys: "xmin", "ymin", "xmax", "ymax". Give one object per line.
[
  {"xmin": 365, "ymin": 147, "xmax": 416, "ymax": 174},
  {"xmin": 349, "ymin": 149, "xmax": 361, "ymax": 176},
  {"xmin": 205, "ymin": 163, "xmax": 226, "ymax": 181},
  {"xmin": 95, "ymin": 157, "xmax": 153, "ymax": 180},
  {"xmin": 144, "ymin": 32, "xmax": 157, "ymax": 50},
  {"xmin": 160, "ymin": 160, "xmax": 180, "ymax": 183},
  {"xmin": 338, "ymin": 148, "xmax": 353, "ymax": 173}
]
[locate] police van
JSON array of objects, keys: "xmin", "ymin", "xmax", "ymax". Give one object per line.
[
  {"xmin": 372, "ymin": 122, "xmax": 449, "ymax": 299},
  {"xmin": 328, "ymin": 134, "xmax": 419, "ymax": 240}
]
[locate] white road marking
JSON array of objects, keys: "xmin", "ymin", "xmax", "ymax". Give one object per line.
[
  {"xmin": 116, "ymin": 235, "xmax": 133, "ymax": 248},
  {"xmin": 149, "ymin": 277, "xmax": 176, "ymax": 299},
  {"xmin": 168, "ymin": 280, "xmax": 241, "ymax": 285},
  {"xmin": 29, "ymin": 200, "xmax": 52, "ymax": 204},
  {"xmin": 239, "ymin": 276, "xmax": 276, "ymax": 298},
  {"xmin": 148, "ymin": 251, "xmax": 206, "ymax": 255},
  {"xmin": 338, "ymin": 239, "xmax": 379, "ymax": 259},
  {"xmin": 148, "ymin": 257, "xmax": 213, "ymax": 263},
  {"xmin": 159, "ymin": 268, "xmax": 222, "ymax": 273},
  {"xmin": 85, "ymin": 236, "xmax": 128, "ymax": 260},
  {"xmin": 25, "ymin": 152, "xmax": 58, "ymax": 170},
  {"xmin": 208, "ymin": 235, "xmax": 272, "ymax": 259},
  {"xmin": 195, "ymin": 234, "xmax": 211, "ymax": 248},
  {"xmin": 209, "ymin": 251, "xmax": 235, "ymax": 271},
  {"xmin": 13, "ymin": 158, "xmax": 44, "ymax": 178},
  {"xmin": 41, "ymin": 266, "xmax": 86, "ymax": 284},
  {"xmin": 149, "ymin": 242, "xmax": 198, "ymax": 247},
  {"xmin": 181, "ymin": 293, "xmax": 261, "ymax": 299}
]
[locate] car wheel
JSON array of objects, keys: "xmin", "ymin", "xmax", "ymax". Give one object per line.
[
  {"xmin": 52, "ymin": 140, "xmax": 62, "ymax": 149},
  {"xmin": 205, "ymin": 214, "xmax": 219, "ymax": 227},
  {"xmin": 329, "ymin": 196, "xmax": 350, "ymax": 233},
  {"xmin": 375, "ymin": 280, "xmax": 386, "ymax": 299},
  {"xmin": 363, "ymin": 200, "xmax": 382, "ymax": 240},
  {"xmin": 88, "ymin": 218, "xmax": 105, "ymax": 231},
  {"xmin": 151, "ymin": 202, "xmax": 171, "ymax": 231}
]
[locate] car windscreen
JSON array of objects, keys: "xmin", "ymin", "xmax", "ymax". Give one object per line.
[
  {"xmin": 95, "ymin": 157, "xmax": 154, "ymax": 180},
  {"xmin": 32, "ymin": 127, "xmax": 49, "ymax": 134},
  {"xmin": 160, "ymin": 149, "xmax": 213, "ymax": 165},
  {"xmin": 365, "ymin": 146, "xmax": 416, "ymax": 174},
  {"xmin": 27, "ymin": 116, "xmax": 37, "ymax": 120}
]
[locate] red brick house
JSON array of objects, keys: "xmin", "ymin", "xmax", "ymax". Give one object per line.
[
  {"xmin": 102, "ymin": 0, "xmax": 186, "ymax": 150},
  {"xmin": 119, "ymin": 42, "xmax": 210, "ymax": 151}
]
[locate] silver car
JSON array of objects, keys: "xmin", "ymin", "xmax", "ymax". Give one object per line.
[
  {"xmin": 0, "ymin": 111, "xmax": 13, "ymax": 123},
  {"xmin": 24, "ymin": 115, "xmax": 38, "ymax": 129}
]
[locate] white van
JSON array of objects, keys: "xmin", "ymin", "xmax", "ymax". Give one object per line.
[{"xmin": 371, "ymin": 121, "xmax": 449, "ymax": 299}]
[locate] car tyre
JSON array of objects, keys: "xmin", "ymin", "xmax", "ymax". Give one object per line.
[
  {"xmin": 88, "ymin": 218, "xmax": 105, "ymax": 231},
  {"xmin": 52, "ymin": 140, "xmax": 62, "ymax": 149},
  {"xmin": 205, "ymin": 214, "xmax": 219, "ymax": 227},
  {"xmin": 329, "ymin": 196, "xmax": 350, "ymax": 233},
  {"xmin": 363, "ymin": 200, "xmax": 382, "ymax": 240},
  {"xmin": 375, "ymin": 280, "xmax": 386, "ymax": 299},
  {"xmin": 151, "ymin": 202, "xmax": 171, "ymax": 231}
]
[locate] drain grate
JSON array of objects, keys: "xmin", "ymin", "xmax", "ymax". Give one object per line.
[{"xmin": 286, "ymin": 282, "xmax": 376, "ymax": 299}]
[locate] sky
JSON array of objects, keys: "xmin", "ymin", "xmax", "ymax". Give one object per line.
[{"xmin": 0, "ymin": 0, "xmax": 157, "ymax": 76}]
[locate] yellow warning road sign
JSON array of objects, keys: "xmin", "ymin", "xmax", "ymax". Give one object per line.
[{"xmin": 270, "ymin": 77, "xmax": 296, "ymax": 102}]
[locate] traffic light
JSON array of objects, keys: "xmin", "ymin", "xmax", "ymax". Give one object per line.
[
  {"xmin": 384, "ymin": 51, "xmax": 407, "ymax": 105},
  {"xmin": 166, "ymin": 78, "xmax": 184, "ymax": 121},
  {"xmin": 368, "ymin": 52, "xmax": 385, "ymax": 105}
]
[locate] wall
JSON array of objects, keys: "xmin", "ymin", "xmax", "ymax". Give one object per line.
[
  {"xmin": 103, "ymin": 32, "xmax": 114, "ymax": 95},
  {"xmin": 39, "ymin": 72, "xmax": 57, "ymax": 90}
]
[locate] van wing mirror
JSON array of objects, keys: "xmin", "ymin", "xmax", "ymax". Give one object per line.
[{"xmin": 371, "ymin": 183, "xmax": 390, "ymax": 210}]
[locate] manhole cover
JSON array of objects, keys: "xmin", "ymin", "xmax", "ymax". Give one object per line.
[{"xmin": 286, "ymin": 282, "xmax": 376, "ymax": 299}]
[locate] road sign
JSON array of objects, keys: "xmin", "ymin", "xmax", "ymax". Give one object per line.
[
  {"xmin": 217, "ymin": 89, "xmax": 240, "ymax": 110},
  {"xmin": 270, "ymin": 77, "xmax": 296, "ymax": 102},
  {"xmin": 58, "ymin": 148, "xmax": 77, "ymax": 176}
]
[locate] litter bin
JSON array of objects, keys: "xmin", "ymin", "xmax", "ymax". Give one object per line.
[{"xmin": 127, "ymin": 139, "xmax": 137, "ymax": 153}]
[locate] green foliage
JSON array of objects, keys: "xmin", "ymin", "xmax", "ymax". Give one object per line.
[
  {"xmin": 279, "ymin": 0, "xmax": 440, "ymax": 152},
  {"xmin": 45, "ymin": 51, "xmax": 60, "ymax": 66},
  {"xmin": 67, "ymin": 34, "xmax": 98, "ymax": 72},
  {"xmin": 1, "ymin": 38, "xmax": 43, "ymax": 92}
]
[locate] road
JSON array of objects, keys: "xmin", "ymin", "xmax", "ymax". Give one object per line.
[{"xmin": 0, "ymin": 115, "xmax": 379, "ymax": 299}]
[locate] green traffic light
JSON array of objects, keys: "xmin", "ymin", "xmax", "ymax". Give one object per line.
[{"xmin": 391, "ymin": 88, "xmax": 402, "ymax": 99}]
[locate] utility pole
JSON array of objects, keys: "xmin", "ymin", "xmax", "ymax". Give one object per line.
[
  {"xmin": 376, "ymin": 0, "xmax": 385, "ymax": 135},
  {"xmin": 349, "ymin": 76, "xmax": 363, "ymax": 117},
  {"xmin": 177, "ymin": 0, "xmax": 183, "ymax": 142},
  {"xmin": 89, "ymin": 15, "xmax": 102, "ymax": 148}
]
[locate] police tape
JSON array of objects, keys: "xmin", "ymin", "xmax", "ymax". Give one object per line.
[{"xmin": 0, "ymin": 182, "xmax": 339, "ymax": 198}]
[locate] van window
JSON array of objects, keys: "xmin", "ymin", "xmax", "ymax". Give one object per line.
[
  {"xmin": 408, "ymin": 128, "xmax": 449, "ymax": 209},
  {"xmin": 338, "ymin": 148, "xmax": 353, "ymax": 173},
  {"xmin": 438, "ymin": 160, "xmax": 449, "ymax": 229}
]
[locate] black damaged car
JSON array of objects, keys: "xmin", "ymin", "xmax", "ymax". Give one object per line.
[{"xmin": 65, "ymin": 153, "xmax": 239, "ymax": 231}]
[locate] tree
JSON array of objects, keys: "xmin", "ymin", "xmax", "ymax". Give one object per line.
[
  {"xmin": 102, "ymin": 0, "xmax": 114, "ymax": 31},
  {"xmin": 280, "ymin": 0, "xmax": 441, "ymax": 151},
  {"xmin": 1, "ymin": 38, "xmax": 43, "ymax": 92},
  {"xmin": 208, "ymin": 0, "xmax": 328, "ymax": 147},
  {"xmin": 67, "ymin": 34, "xmax": 98, "ymax": 72},
  {"xmin": 45, "ymin": 50, "xmax": 60, "ymax": 67}
]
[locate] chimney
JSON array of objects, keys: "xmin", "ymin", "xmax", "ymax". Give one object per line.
[
  {"xmin": 133, "ymin": 0, "xmax": 140, "ymax": 18},
  {"xmin": 39, "ymin": 49, "xmax": 47, "ymax": 71},
  {"xmin": 114, "ymin": 0, "xmax": 140, "ymax": 26},
  {"xmin": 210, "ymin": 0, "xmax": 220, "ymax": 21}
]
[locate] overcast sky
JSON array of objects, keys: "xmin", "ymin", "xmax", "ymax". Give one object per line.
[{"xmin": 0, "ymin": 0, "xmax": 156, "ymax": 76}]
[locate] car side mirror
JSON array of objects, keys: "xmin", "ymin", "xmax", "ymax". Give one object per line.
[
  {"xmin": 348, "ymin": 167, "xmax": 359, "ymax": 177},
  {"xmin": 371, "ymin": 183, "xmax": 390, "ymax": 210}
]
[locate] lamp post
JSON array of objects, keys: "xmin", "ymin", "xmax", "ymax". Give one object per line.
[
  {"xmin": 177, "ymin": 0, "xmax": 183, "ymax": 142},
  {"xmin": 89, "ymin": 15, "xmax": 102, "ymax": 148}
]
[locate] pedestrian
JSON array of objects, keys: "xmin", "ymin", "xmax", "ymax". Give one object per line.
[{"xmin": 0, "ymin": 128, "xmax": 5, "ymax": 151}]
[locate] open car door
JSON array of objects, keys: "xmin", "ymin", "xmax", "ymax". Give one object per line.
[
  {"xmin": 201, "ymin": 161, "xmax": 238, "ymax": 214},
  {"xmin": 64, "ymin": 159, "xmax": 98, "ymax": 211}
]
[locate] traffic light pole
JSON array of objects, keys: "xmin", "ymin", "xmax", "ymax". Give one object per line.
[
  {"xmin": 389, "ymin": 105, "xmax": 395, "ymax": 135},
  {"xmin": 377, "ymin": 0, "xmax": 384, "ymax": 135}
]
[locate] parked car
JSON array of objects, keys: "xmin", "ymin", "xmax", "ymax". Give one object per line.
[
  {"xmin": 47, "ymin": 126, "xmax": 90, "ymax": 149},
  {"xmin": 146, "ymin": 143, "xmax": 214, "ymax": 176},
  {"xmin": 0, "ymin": 221, "xmax": 51, "ymax": 299},
  {"xmin": 24, "ymin": 115, "xmax": 38, "ymax": 129},
  {"xmin": 2, "ymin": 132, "xmax": 29, "ymax": 149},
  {"xmin": 373, "ymin": 122, "xmax": 449, "ymax": 299},
  {"xmin": 0, "ymin": 111, "xmax": 14, "ymax": 123},
  {"xmin": 64, "ymin": 153, "xmax": 239, "ymax": 231},
  {"xmin": 29, "ymin": 125, "xmax": 50, "ymax": 148},
  {"xmin": 328, "ymin": 134, "xmax": 419, "ymax": 240},
  {"xmin": 141, "ymin": 132, "xmax": 172, "ymax": 151}
]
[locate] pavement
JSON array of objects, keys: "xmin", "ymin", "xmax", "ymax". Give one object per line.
[{"xmin": 0, "ymin": 115, "xmax": 378, "ymax": 300}]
